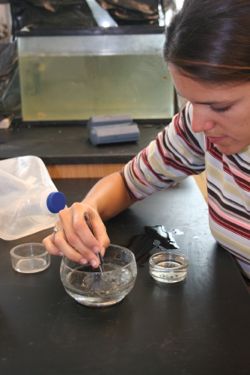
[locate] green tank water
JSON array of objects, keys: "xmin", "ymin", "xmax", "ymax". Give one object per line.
[{"xmin": 18, "ymin": 34, "xmax": 174, "ymax": 121}]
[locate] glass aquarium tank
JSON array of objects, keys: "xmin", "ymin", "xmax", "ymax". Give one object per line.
[{"xmin": 17, "ymin": 29, "xmax": 174, "ymax": 122}]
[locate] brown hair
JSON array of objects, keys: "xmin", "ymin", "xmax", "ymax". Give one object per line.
[{"xmin": 164, "ymin": 0, "xmax": 250, "ymax": 83}]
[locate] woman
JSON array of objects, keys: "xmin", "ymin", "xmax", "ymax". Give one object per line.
[{"xmin": 43, "ymin": 0, "xmax": 250, "ymax": 278}]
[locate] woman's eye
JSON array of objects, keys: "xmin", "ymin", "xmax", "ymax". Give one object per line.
[{"xmin": 211, "ymin": 105, "xmax": 231, "ymax": 113}]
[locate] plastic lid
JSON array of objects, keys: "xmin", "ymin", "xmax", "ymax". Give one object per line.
[{"xmin": 46, "ymin": 192, "xmax": 66, "ymax": 214}]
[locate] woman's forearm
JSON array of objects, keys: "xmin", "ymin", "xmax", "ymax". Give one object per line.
[{"xmin": 82, "ymin": 171, "xmax": 136, "ymax": 221}]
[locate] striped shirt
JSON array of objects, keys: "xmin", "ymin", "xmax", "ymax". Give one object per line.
[{"xmin": 123, "ymin": 103, "xmax": 250, "ymax": 277}]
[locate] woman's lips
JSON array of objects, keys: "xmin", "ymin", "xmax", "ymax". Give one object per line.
[{"xmin": 207, "ymin": 136, "xmax": 227, "ymax": 144}]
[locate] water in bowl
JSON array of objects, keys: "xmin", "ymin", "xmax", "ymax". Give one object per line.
[
  {"xmin": 63, "ymin": 262, "xmax": 136, "ymax": 307},
  {"xmin": 149, "ymin": 252, "xmax": 188, "ymax": 284},
  {"xmin": 150, "ymin": 259, "xmax": 187, "ymax": 283}
]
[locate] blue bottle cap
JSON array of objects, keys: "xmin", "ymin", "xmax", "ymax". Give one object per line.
[{"xmin": 46, "ymin": 192, "xmax": 66, "ymax": 214}]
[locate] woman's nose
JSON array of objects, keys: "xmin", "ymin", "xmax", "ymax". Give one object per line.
[{"xmin": 191, "ymin": 105, "xmax": 215, "ymax": 133}]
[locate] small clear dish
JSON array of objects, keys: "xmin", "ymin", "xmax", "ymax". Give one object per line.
[
  {"xmin": 10, "ymin": 242, "xmax": 51, "ymax": 274},
  {"xmin": 149, "ymin": 251, "xmax": 188, "ymax": 284},
  {"xmin": 60, "ymin": 244, "xmax": 137, "ymax": 307}
]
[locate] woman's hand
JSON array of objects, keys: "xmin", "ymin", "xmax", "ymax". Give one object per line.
[
  {"xmin": 43, "ymin": 202, "xmax": 110, "ymax": 268},
  {"xmin": 43, "ymin": 171, "xmax": 134, "ymax": 267}
]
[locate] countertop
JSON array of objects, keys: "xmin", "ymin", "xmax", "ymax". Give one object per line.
[
  {"xmin": 0, "ymin": 177, "xmax": 249, "ymax": 375},
  {"xmin": 0, "ymin": 122, "xmax": 165, "ymax": 164}
]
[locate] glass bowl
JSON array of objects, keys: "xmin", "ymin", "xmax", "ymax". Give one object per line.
[
  {"xmin": 149, "ymin": 251, "xmax": 188, "ymax": 284},
  {"xmin": 60, "ymin": 244, "xmax": 137, "ymax": 307},
  {"xmin": 10, "ymin": 242, "xmax": 50, "ymax": 274}
]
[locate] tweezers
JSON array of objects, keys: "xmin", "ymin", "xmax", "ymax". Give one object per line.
[{"xmin": 84, "ymin": 212, "xmax": 104, "ymax": 273}]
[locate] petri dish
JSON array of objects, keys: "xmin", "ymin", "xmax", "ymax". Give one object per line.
[
  {"xmin": 10, "ymin": 242, "xmax": 50, "ymax": 274},
  {"xmin": 149, "ymin": 251, "xmax": 188, "ymax": 284}
]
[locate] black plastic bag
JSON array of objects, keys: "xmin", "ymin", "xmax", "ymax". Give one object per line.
[{"xmin": 127, "ymin": 225, "xmax": 179, "ymax": 266}]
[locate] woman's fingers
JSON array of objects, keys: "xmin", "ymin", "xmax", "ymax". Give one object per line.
[
  {"xmin": 43, "ymin": 202, "xmax": 110, "ymax": 267},
  {"xmin": 43, "ymin": 229, "xmax": 101, "ymax": 267},
  {"xmin": 59, "ymin": 205, "xmax": 99, "ymax": 254},
  {"xmin": 43, "ymin": 233, "xmax": 63, "ymax": 256},
  {"xmin": 54, "ymin": 229, "xmax": 100, "ymax": 266},
  {"xmin": 88, "ymin": 213, "xmax": 110, "ymax": 255}
]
